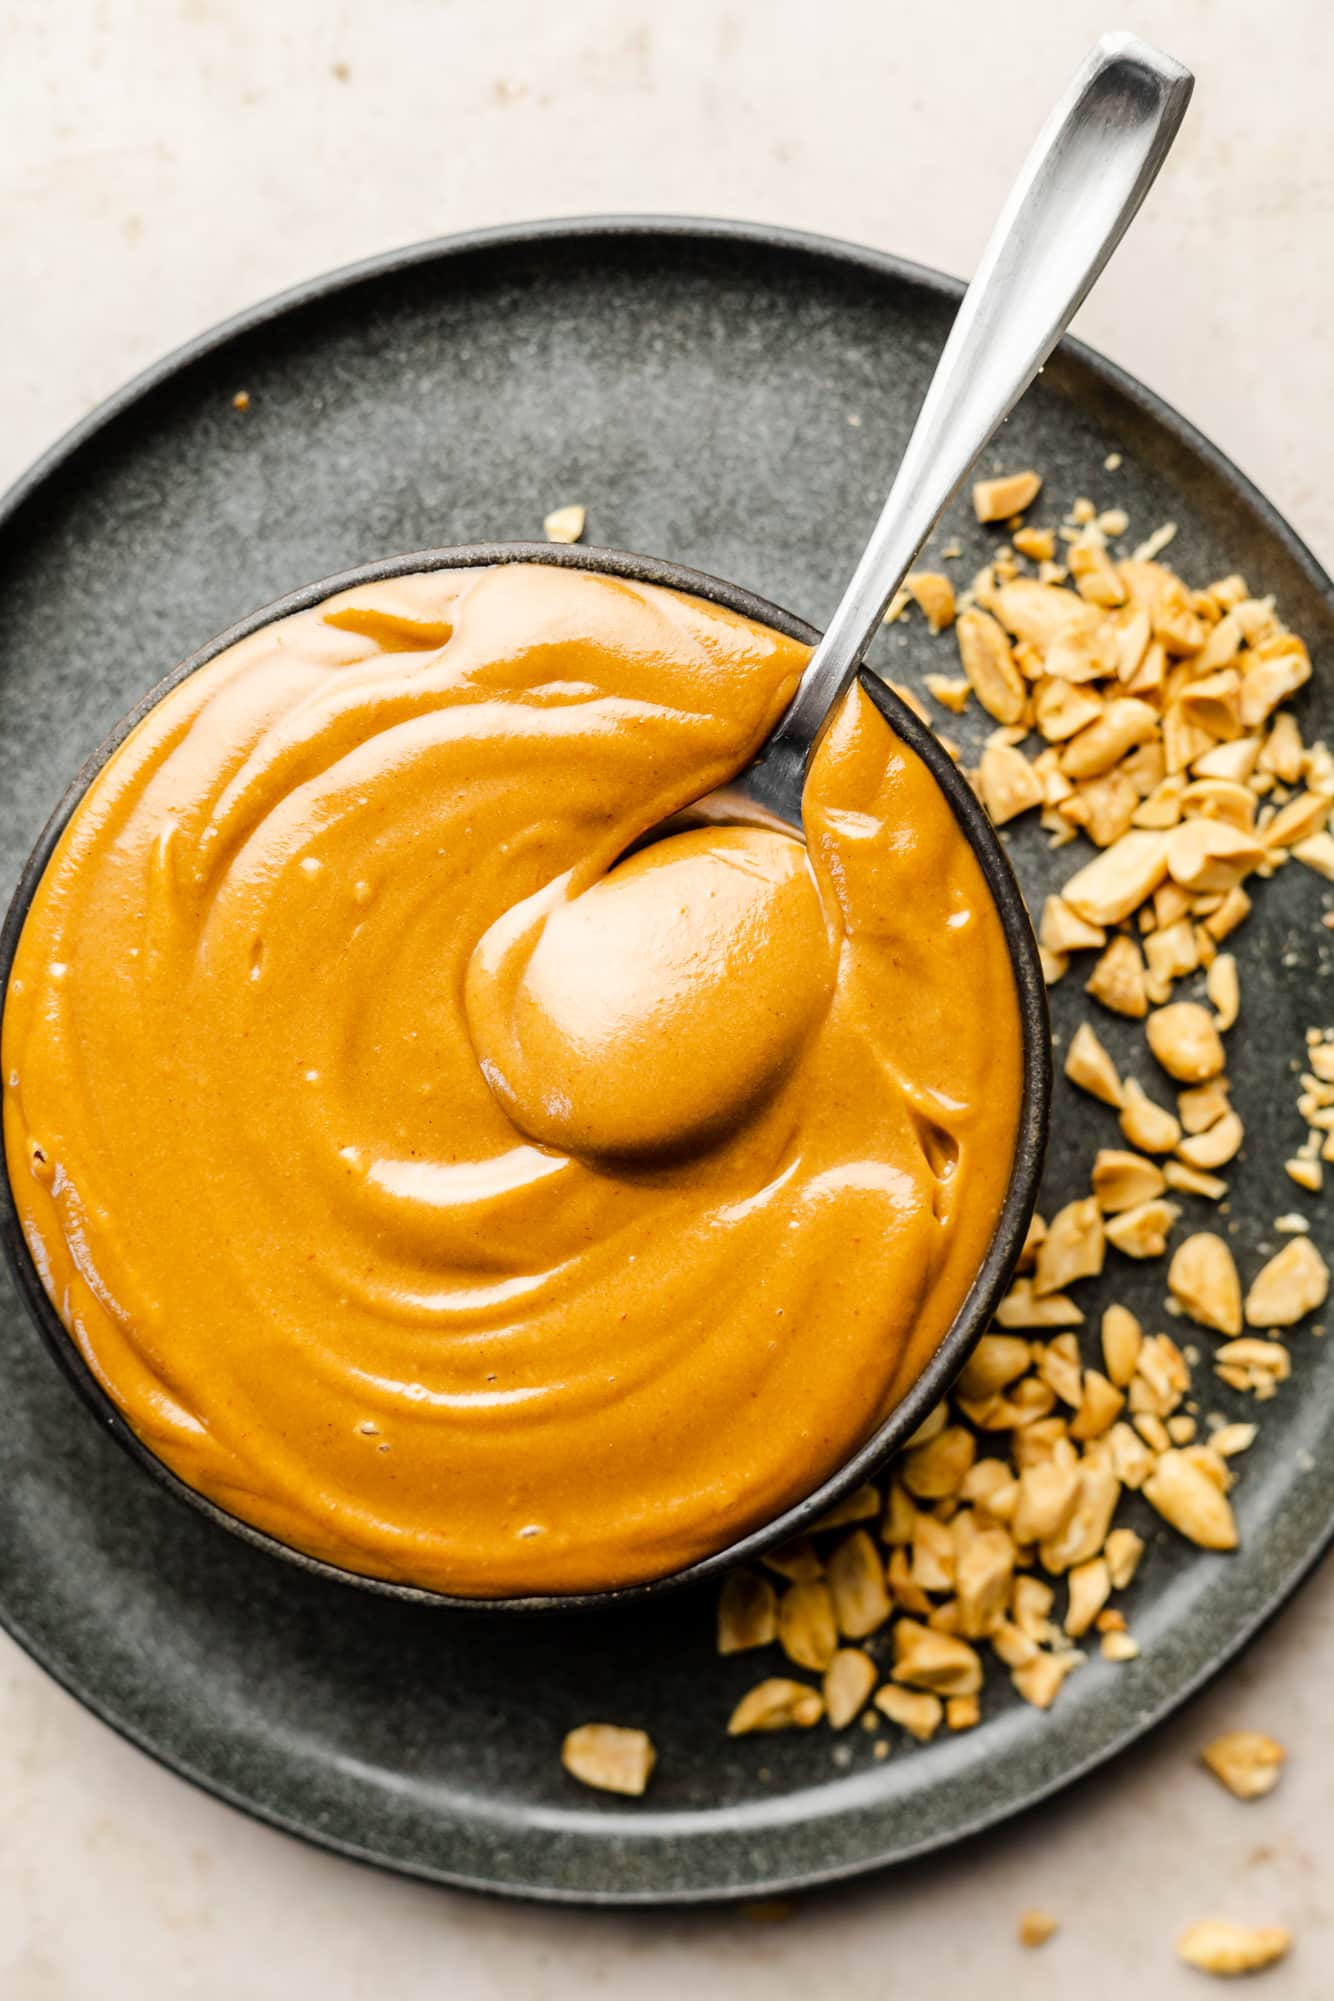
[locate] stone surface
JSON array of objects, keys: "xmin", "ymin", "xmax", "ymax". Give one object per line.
[{"xmin": 2, "ymin": 2, "xmax": 1331, "ymax": 1993}]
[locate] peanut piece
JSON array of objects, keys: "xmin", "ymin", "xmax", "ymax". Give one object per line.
[
  {"xmin": 728, "ymin": 1679, "xmax": 824, "ymax": 1735},
  {"xmin": 956, "ymin": 609, "xmax": 1027, "ymax": 724},
  {"xmin": 1177, "ymin": 1920, "xmax": 1290, "ymax": 1977},
  {"xmin": 1143, "ymin": 1450, "xmax": 1238, "ymax": 1549},
  {"xmin": 562, "ymin": 1723, "xmax": 656, "ymax": 1793},
  {"xmin": 973, "ymin": 469, "xmax": 1042, "ymax": 522},
  {"xmin": 1244, "ymin": 1238, "xmax": 1329, "ymax": 1327},
  {"xmin": 1168, "ymin": 1234, "xmax": 1242, "ymax": 1335},
  {"xmin": 1201, "ymin": 1730, "xmax": 1285, "ymax": 1800},
  {"xmin": 823, "ymin": 1648, "xmax": 878, "ymax": 1729},
  {"xmin": 717, "ymin": 1570, "xmax": 778, "ymax": 1654}
]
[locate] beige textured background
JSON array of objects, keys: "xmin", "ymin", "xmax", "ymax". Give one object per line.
[{"xmin": 2, "ymin": 2, "xmax": 1331, "ymax": 1993}]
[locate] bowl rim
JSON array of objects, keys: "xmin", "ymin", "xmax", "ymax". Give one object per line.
[{"xmin": 0, "ymin": 541, "xmax": 1051, "ymax": 1611}]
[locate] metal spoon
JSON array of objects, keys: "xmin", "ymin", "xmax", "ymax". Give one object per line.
[{"xmin": 710, "ymin": 31, "xmax": 1193, "ymax": 831}]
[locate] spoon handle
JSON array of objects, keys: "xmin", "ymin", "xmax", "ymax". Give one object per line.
[{"xmin": 743, "ymin": 31, "xmax": 1193, "ymax": 821}]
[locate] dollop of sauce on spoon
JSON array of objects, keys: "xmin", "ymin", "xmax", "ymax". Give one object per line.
[
  {"xmin": 466, "ymin": 827, "xmax": 835, "ymax": 1158},
  {"xmin": 2, "ymin": 564, "xmax": 1022, "ymax": 1596}
]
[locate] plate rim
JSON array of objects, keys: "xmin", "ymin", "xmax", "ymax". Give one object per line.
[{"xmin": 0, "ymin": 212, "xmax": 1331, "ymax": 1905}]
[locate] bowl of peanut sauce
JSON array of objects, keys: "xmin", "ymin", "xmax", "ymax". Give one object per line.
[{"xmin": 0, "ymin": 543, "xmax": 1049, "ymax": 1608}]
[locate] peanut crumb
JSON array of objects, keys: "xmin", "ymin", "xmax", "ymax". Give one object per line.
[
  {"xmin": 1018, "ymin": 1909, "xmax": 1059, "ymax": 1948},
  {"xmin": 906, "ymin": 571, "xmax": 956, "ymax": 632},
  {"xmin": 543, "ymin": 503, "xmax": 586, "ymax": 544}
]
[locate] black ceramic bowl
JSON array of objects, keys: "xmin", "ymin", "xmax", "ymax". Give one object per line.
[{"xmin": 0, "ymin": 542, "xmax": 1051, "ymax": 1611}]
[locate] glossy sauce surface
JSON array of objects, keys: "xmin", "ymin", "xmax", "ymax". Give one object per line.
[{"xmin": 3, "ymin": 565, "xmax": 1022, "ymax": 1595}]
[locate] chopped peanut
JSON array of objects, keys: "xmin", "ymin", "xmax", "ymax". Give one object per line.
[
  {"xmin": 543, "ymin": 503, "xmax": 585, "ymax": 544},
  {"xmin": 1164, "ymin": 1160, "xmax": 1229, "ymax": 1200},
  {"xmin": 891, "ymin": 1619, "xmax": 983, "ymax": 1697},
  {"xmin": 1068, "ymin": 1369, "xmax": 1125, "ymax": 1441},
  {"xmin": 808, "ymin": 1483, "xmax": 881, "ymax": 1533},
  {"xmin": 1216, "ymin": 1337, "xmax": 1291, "ymax": 1395},
  {"xmin": 1070, "ymin": 538, "xmax": 1126, "ymax": 608},
  {"xmin": 906, "ymin": 571, "xmax": 956, "ymax": 632},
  {"xmin": 1105, "ymin": 1198, "xmax": 1180, "ymax": 1259},
  {"xmin": 1092, "ymin": 1149, "xmax": 1167, "ymax": 1213},
  {"xmin": 979, "ymin": 741, "xmax": 1044, "ymax": 823},
  {"xmin": 1177, "ymin": 1078, "xmax": 1232, "ymax": 1135},
  {"xmin": 1035, "ymin": 677, "xmax": 1102, "ymax": 742},
  {"xmin": 956, "ymin": 609, "xmax": 1027, "ymax": 724},
  {"xmin": 923, "ymin": 673, "xmax": 971, "ymax": 714},
  {"xmin": 1177, "ymin": 1921, "xmax": 1291, "ymax": 1978},
  {"xmin": 1143, "ymin": 1450, "xmax": 1238, "ymax": 1549},
  {"xmin": 777, "ymin": 1581, "xmax": 839, "ymax": 1671},
  {"xmin": 1086, "ymin": 934, "xmax": 1149, "ymax": 1017},
  {"xmin": 955, "ymin": 1527, "xmax": 1015, "ymax": 1638},
  {"xmin": 957, "ymin": 1334, "xmax": 1032, "ymax": 1399},
  {"xmin": 827, "ymin": 1530, "xmax": 893, "ymax": 1639},
  {"xmin": 994, "ymin": 1279, "xmax": 1085, "ymax": 1329},
  {"xmin": 1101, "ymin": 1304, "xmax": 1144, "ymax": 1387},
  {"xmin": 1119, "ymin": 1077, "xmax": 1183, "ymax": 1153},
  {"xmin": 1040, "ymin": 895, "xmax": 1106, "ymax": 955},
  {"xmin": 762, "ymin": 1537, "xmax": 824, "ymax": 1582},
  {"xmin": 1065, "ymin": 1022, "xmax": 1124, "ymax": 1106},
  {"xmin": 1063, "ymin": 831, "xmax": 1170, "ymax": 927},
  {"xmin": 900, "ymin": 1426, "xmax": 975, "ymax": 1501},
  {"xmin": 1202, "ymin": 1730, "xmax": 1285, "ymax": 1800},
  {"xmin": 1064, "ymin": 1556, "xmax": 1111, "ymax": 1636},
  {"xmin": 1146, "ymin": 1002, "xmax": 1226, "ymax": 1083},
  {"xmin": 1168, "ymin": 1233, "xmax": 1243, "ymax": 1335},
  {"xmin": 1165, "ymin": 818, "xmax": 1264, "ymax": 894},
  {"xmin": 1034, "ymin": 1197, "xmax": 1105, "ymax": 1295},
  {"xmin": 1203, "ymin": 884, "xmax": 1251, "ymax": 941},
  {"xmin": 973, "ymin": 469, "xmax": 1042, "ymax": 522},
  {"xmin": 717, "ymin": 1570, "xmax": 778, "ymax": 1654},
  {"xmin": 1294, "ymin": 830, "xmax": 1334, "ymax": 879},
  {"xmin": 1013, "ymin": 1461, "xmax": 1080, "ymax": 1544},
  {"xmin": 1212, "ymin": 1422, "xmax": 1258, "ymax": 1457},
  {"xmin": 1206, "ymin": 953, "xmax": 1240, "ymax": 1030},
  {"xmin": 728, "ymin": 1679, "xmax": 824, "ymax": 1735},
  {"xmin": 1177, "ymin": 1110, "xmax": 1244, "ymax": 1171},
  {"xmin": 1105, "ymin": 1526, "xmax": 1145, "ymax": 1589},
  {"xmin": 873, "ymin": 1684, "xmax": 943, "ymax": 1741},
  {"xmin": 1012, "ymin": 1651, "xmax": 1082, "ymax": 1709},
  {"xmin": 1039, "ymin": 1463, "xmax": 1121, "ymax": 1573},
  {"xmin": 1244, "ymin": 1239, "xmax": 1329, "ymax": 1327},
  {"xmin": 1061, "ymin": 698, "xmax": 1159, "ymax": 780},
  {"xmin": 823, "ymin": 1648, "xmax": 878, "ymax": 1729},
  {"xmin": 562, "ymin": 1723, "xmax": 656, "ymax": 1794}
]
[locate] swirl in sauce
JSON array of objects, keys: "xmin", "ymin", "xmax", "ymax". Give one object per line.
[{"xmin": 2, "ymin": 564, "xmax": 1021, "ymax": 1595}]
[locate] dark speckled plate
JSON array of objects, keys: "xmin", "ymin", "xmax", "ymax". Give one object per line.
[{"xmin": 0, "ymin": 219, "xmax": 1331, "ymax": 1904}]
